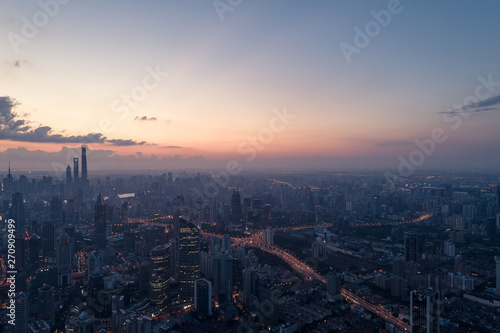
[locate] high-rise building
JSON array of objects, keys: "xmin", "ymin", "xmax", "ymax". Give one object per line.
[
  {"xmin": 194, "ymin": 278, "xmax": 212, "ymax": 318},
  {"xmin": 56, "ymin": 233, "xmax": 72, "ymax": 286},
  {"xmin": 10, "ymin": 192, "xmax": 26, "ymax": 231},
  {"xmin": 42, "ymin": 221, "xmax": 55, "ymax": 256},
  {"xmin": 38, "ymin": 284, "xmax": 55, "ymax": 319},
  {"xmin": 231, "ymin": 190, "xmax": 242, "ymax": 225},
  {"xmin": 214, "ymin": 251, "xmax": 233, "ymax": 305},
  {"xmin": 81, "ymin": 145, "xmax": 88, "ymax": 181},
  {"xmin": 15, "ymin": 292, "xmax": 28, "ymax": 333},
  {"xmin": 326, "ymin": 271, "xmax": 342, "ymax": 301},
  {"xmin": 405, "ymin": 231, "xmax": 422, "ymax": 262},
  {"xmin": 178, "ymin": 216, "xmax": 200, "ymax": 305},
  {"xmin": 73, "ymin": 157, "xmax": 79, "ymax": 181},
  {"xmin": 87, "ymin": 251, "xmax": 103, "ymax": 279},
  {"xmin": 210, "ymin": 237, "xmax": 221, "ymax": 257},
  {"xmin": 496, "ymin": 186, "xmax": 500, "ymax": 209},
  {"xmin": 495, "ymin": 256, "xmax": 500, "ymax": 297},
  {"xmin": 410, "ymin": 287, "xmax": 440, "ymax": 333},
  {"xmin": 94, "ymin": 193, "xmax": 107, "ymax": 250},
  {"xmin": 222, "ymin": 235, "xmax": 231, "ymax": 253},
  {"xmin": 150, "ymin": 244, "xmax": 171, "ymax": 311},
  {"xmin": 242, "ymin": 267, "xmax": 257, "ymax": 306},
  {"xmin": 50, "ymin": 197, "xmax": 63, "ymax": 225}
]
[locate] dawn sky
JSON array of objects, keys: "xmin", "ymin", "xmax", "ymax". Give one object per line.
[{"xmin": 1, "ymin": 0, "xmax": 500, "ymax": 172}]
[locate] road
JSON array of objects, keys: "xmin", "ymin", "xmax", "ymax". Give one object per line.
[{"xmin": 127, "ymin": 213, "xmax": 427, "ymax": 331}]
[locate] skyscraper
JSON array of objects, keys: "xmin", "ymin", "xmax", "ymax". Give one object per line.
[
  {"xmin": 73, "ymin": 157, "xmax": 79, "ymax": 181},
  {"xmin": 66, "ymin": 165, "xmax": 72, "ymax": 183},
  {"xmin": 231, "ymin": 190, "xmax": 242, "ymax": 225},
  {"xmin": 10, "ymin": 192, "xmax": 26, "ymax": 232},
  {"xmin": 495, "ymin": 256, "xmax": 500, "ymax": 297},
  {"xmin": 81, "ymin": 145, "xmax": 88, "ymax": 181},
  {"xmin": 178, "ymin": 216, "xmax": 200, "ymax": 305},
  {"xmin": 42, "ymin": 220, "xmax": 55, "ymax": 256},
  {"xmin": 57, "ymin": 233, "xmax": 72, "ymax": 286},
  {"xmin": 214, "ymin": 251, "xmax": 233, "ymax": 305},
  {"xmin": 50, "ymin": 197, "xmax": 63, "ymax": 225},
  {"xmin": 194, "ymin": 278, "xmax": 212, "ymax": 318},
  {"xmin": 87, "ymin": 251, "xmax": 103, "ymax": 279},
  {"xmin": 210, "ymin": 237, "xmax": 221, "ymax": 257},
  {"xmin": 326, "ymin": 271, "xmax": 342, "ymax": 302},
  {"xmin": 405, "ymin": 231, "xmax": 421, "ymax": 262},
  {"xmin": 94, "ymin": 193, "xmax": 107, "ymax": 250},
  {"xmin": 222, "ymin": 234, "xmax": 231, "ymax": 253},
  {"xmin": 410, "ymin": 287, "xmax": 440, "ymax": 333},
  {"xmin": 150, "ymin": 244, "xmax": 171, "ymax": 311}
]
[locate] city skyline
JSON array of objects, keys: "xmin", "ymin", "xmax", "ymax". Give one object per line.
[{"xmin": 1, "ymin": 1, "xmax": 500, "ymax": 172}]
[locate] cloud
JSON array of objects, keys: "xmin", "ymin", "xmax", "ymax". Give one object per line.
[
  {"xmin": 440, "ymin": 94, "xmax": 500, "ymax": 115},
  {"xmin": 0, "ymin": 96, "xmax": 152, "ymax": 146},
  {"xmin": 134, "ymin": 116, "xmax": 157, "ymax": 121},
  {"xmin": 107, "ymin": 139, "xmax": 148, "ymax": 146},
  {"xmin": 162, "ymin": 145, "xmax": 182, "ymax": 149}
]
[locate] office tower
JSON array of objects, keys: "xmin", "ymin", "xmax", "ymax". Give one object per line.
[
  {"xmin": 462, "ymin": 204, "xmax": 477, "ymax": 220},
  {"xmin": 326, "ymin": 271, "xmax": 342, "ymax": 301},
  {"xmin": 194, "ymin": 278, "xmax": 212, "ymax": 318},
  {"xmin": 410, "ymin": 287, "xmax": 440, "ymax": 333},
  {"xmin": 496, "ymin": 256, "xmax": 500, "ymax": 297},
  {"xmin": 29, "ymin": 234, "xmax": 41, "ymax": 267},
  {"xmin": 262, "ymin": 227, "xmax": 274, "ymax": 245},
  {"xmin": 210, "ymin": 237, "xmax": 221, "ymax": 256},
  {"xmin": 222, "ymin": 234, "xmax": 231, "ymax": 253},
  {"xmin": 42, "ymin": 221, "xmax": 55, "ymax": 256},
  {"xmin": 87, "ymin": 251, "xmax": 103, "ymax": 278},
  {"xmin": 94, "ymin": 193, "xmax": 107, "ymax": 250},
  {"xmin": 231, "ymin": 190, "xmax": 242, "ymax": 225},
  {"xmin": 214, "ymin": 251, "xmax": 233, "ymax": 305},
  {"xmin": 10, "ymin": 192, "xmax": 26, "ymax": 231},
  {"xmin": 150, "ymin": 244, "xmax": 171, "ymax": 311},
  {"xmin": 487, "ymin": 218, "xmax": 497, "ymax": 242},
  {"xmin": 56, "ymin": 233, "xmax": 72, "ymax": 286},
  {"xmin": 50, "ymin": 197, "xmax": 63, "ymax": 225},
  {"xmin": 66, "ymin": 165, "xmax": 72, "ymax": 183},
  {"xmin": 15, "ymin": 292, "xmax": 28, "ymax": 333},
  {"xmin": 242, "ymin": 267, "xmax": 257, "ymax": 306},
  {"xmin": 38, "ymin": 284, "xmax": 55, "ymax": 319},
  {"xmin": 178, "ymin": 216, "xmax": 200, "ymax": 305},
  {"xmin": 73, "ymin": 157, "xmax": 79, "ymax": 181},
  {"xmin": 405, "ymin": 231, "xmax": 420, "ymax": 262},
  {"xmin": 496, "ymin": 185, "xmax": 500, "ymax": 209},
  {"xmin": 15, "ymin": 234, "xmax": 26, "ymax": 271},
  {"xmin": 81, "ymin": 145, "xmax": 88, "ymax": 181}
]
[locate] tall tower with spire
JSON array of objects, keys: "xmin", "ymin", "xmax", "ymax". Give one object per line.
[
  {"xmin": 73, "ymin": 158, "xmax": 79, "ymax": 181},
  {"xmin": 5, "ymin": 161, "xmax": 13, "ymax": 192},
  {"xmin": 81, "ymin": 145, "xmax": 88, "ymax": 181}
]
